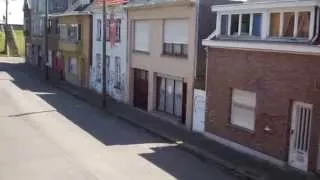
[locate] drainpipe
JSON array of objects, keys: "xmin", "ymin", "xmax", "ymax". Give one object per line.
[{"xmin": 311, "ymin": 6, "xmax": 319, "ymax": 44}]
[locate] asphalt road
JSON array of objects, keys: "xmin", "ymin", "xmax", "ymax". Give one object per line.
[{"xmin": 0, "ymin": 57, "xmax": 238, "ymax": 180}]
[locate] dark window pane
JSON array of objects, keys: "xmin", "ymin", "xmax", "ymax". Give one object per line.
[
  {"xmin": 182, "ymin": 44, "xmax": 188, "ymax": 57},
  {"xmin": 283, "ymin": 12, "xmax": 295, "ymax": 37},
  {"xmin": 221, "ymin": 15, "xmax": 228, "ymax": 35},
  {"xmin": 298, "ymin": 11, "xmax": 310, "ymax": 38},
  {"xmin": 165, "ymin": 79, "xmax": 174, "ymax": 114},
  {"xmin": 241, "ymin": 14, "xmax": 250, "ymax": 35},
  {"xmin": 231, "ymin": 14, "xmax": 239, "ymax": 35},
  {"xmin": 173, "ymin": 44, "xmax": 181, "ymax": 56},
  {"xmin": 252, "ymin": 13, "xmax": 262, "ymax": 36}
]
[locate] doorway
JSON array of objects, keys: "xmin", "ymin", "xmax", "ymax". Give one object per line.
[
  {"xmin": 133, "ymin": 69, "xmax": 148, "ymax": 110},
  {"xmin": 288, "ymin": 101, "xmax": 312, "ymax": 171}
]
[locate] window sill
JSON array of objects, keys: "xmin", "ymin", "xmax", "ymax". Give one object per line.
[
  {"xmin": 227, "ymin": 123, "xmax": 255, "ymax": 134},
  {"xmin": 161, "ymin": 54, "xmax": 188, "ymax": 59},
  {"xmin": 133, "ymin": 50, "xmax": 150, "ymax": 55}
]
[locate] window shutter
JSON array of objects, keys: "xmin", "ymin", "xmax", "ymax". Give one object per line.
[
  {"xmin": 164, "ymin": 19, "xmax": 188, "ymax": 44},
  {"xmin": 78, "ymin": 24, "xmax": 81, "ymax": 41},
  {"xmin": 134, "ymin": 21, "xmax": 149, "ymax": 52}
]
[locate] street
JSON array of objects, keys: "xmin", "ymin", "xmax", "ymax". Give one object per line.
[{"xmin": 0, "ymin": 57, "xmax": 237, "ymax": 180}]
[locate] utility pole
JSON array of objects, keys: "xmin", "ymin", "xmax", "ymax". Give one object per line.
[
  {"xmin": 44, "ymin": 0, "xmax": 49, "ymax": 80},
  {"xmin": 4, "ymin": 0, "xmax": 8, "ymax": 55},
  {"xmin": 102, "ymin": 0, "xmax": 107, "ymax": 108}
]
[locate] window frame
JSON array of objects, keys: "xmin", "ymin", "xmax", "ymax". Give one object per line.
[
  {"xmin": 230, "ymin": 89, "xmax": 257, "ymax": 132},
  {"xmin": 219, "ymin": 13, "xmax": 261, "ymax": 37},
  {"xmin": 114, "ymin": 56, "xmax": 121, "ymax": 89},
  {"xmin": 96, "ymin": 19, "xmax": 102, "ymax": 41},
  {"xmin": 267, "ymin": 9, "xmax": 313, "ymax": 39},
  {"xmin": 133, "ymin": 20, "xmax": 150, "ymax": 53},
  {"xmin": 217, "ymin": 7, "xmax": 314, "ymax": 40},
  {"xmin": 162, "ymin": 19, "xmax": 188, "ymax": 58}
]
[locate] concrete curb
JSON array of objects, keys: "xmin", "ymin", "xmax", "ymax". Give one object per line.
[{"xmin": 50, "ymin": 82, "xmax": 261, "ymax": 180}]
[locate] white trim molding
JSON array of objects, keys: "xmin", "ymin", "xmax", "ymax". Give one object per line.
[
  {"xmin": 203, "ymin": 132, "xmax": 286, "ymax": 167},
  {"xmin": 212, "ymin": 0, "xmax": 319, "ymax": 12},
  {"xmin": 202, "ymin": 39, "xmax": 320, "ymax": 56}
]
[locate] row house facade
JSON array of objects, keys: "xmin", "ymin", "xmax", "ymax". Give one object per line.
[
  {"xmin": 126, "ymin": 0, "xmax": 223, "ymax": 128},
  {"xmin": 90, "ymin": 3, "xmax": 129, "ymax": 103},
  {"xmin": 203, "ymin": 0, "xmax": 320, "ymax": 173},
  {"xmin": 24, "ymin": 0, "xmax": 68, "ymax": 69},
  {"xmin": 51, "ymin": 4, "xmax": 93, "ymax": 88}
]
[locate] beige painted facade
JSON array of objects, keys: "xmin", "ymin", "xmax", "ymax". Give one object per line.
[
  {"xmin": 58, "ymin": 14, "xmax": 92, "ymax": 88},
  {"xmin": 128, "ymin": 2, "xmax": 196, "ymax": 129}
]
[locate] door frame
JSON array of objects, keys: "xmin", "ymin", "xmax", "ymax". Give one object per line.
[{"xmin": 288, "ymin": 101, "xmax": 313, "ymax": 172}]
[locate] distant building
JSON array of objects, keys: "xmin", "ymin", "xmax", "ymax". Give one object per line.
[{"xmin": 89, "ymin": 2, "xmax": 129, "ymax": 103}]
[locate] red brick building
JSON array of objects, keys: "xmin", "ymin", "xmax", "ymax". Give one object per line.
[{"xmin": 202, "ymin": 0, "xmax": 320, "ymax": 173}]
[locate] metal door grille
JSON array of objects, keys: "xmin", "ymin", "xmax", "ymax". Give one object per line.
[{"xmin": 294, "ymin": 103, "xmax": 312, "ymax": 152}]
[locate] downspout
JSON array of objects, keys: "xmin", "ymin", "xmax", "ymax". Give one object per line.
[
  {"xmin": 190, "ymin": 0, "xmax": 200, "ymax": 131},
  {"xmin": 311, "ymin": 6, "xmax": 319, "ymax": 44}
]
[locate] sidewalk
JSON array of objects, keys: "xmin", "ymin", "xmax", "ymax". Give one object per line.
[{"xmin": 27, "ymin": 63, "xmax": 319, "ymax": 180}]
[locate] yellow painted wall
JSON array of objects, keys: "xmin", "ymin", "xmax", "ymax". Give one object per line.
[{"xmin": 58, "ymin": 15, "xmax": 91, "ymax": 88}]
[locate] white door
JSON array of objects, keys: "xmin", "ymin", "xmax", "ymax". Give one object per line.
[
  {"xmin": 192, "ymin": 89, "xmax": 206, "ymax": 133},
  {"xmin": 289, "ymin": 101, "xmax": 313, "ymax": 171}
]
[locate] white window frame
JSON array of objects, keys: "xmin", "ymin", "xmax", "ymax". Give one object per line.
[
  {"xmin": 267, "ymin": 8, "xmax": 314, "ymax": 40},
  {"xmin": 231, "ymin": 89, "xmax": 256, "ymax": 131},
  {"xmin": 133, "ymin": 20, "xmax": 150, "ymax": 53},
  {"xmin": 218, "ymin": 12, "xmax": 263, "ymax": 37},
  {"xmin": 216, "ymin": 7, "xmax": 314, "ymax": 40}
]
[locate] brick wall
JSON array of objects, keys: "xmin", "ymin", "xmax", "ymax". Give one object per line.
[{"xmin": 206, "ymin": 48, "xmax": 320, "ymax": 170}]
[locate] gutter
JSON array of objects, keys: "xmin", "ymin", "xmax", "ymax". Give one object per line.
[
  {"xmin": 124, "ymin": 0, "xmax": 195, "ymax": 10},
  {"xmin": 311, "ymin": 6, "xmax": 320, "ymax": 44}
]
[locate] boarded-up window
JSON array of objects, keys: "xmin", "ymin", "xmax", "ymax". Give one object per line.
[
  {"xmin": 270, "ymin": 13, "xmax": 280, "ymax": 36},
  {"xmin": 283, "ymin": 12, "xmax": 295, "ymax": 37},
  {"xmin": 298, "ymin": 12, "xmax": 310, "ymax": 38}
]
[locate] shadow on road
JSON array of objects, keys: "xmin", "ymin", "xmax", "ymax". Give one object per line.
[{"xmin": 0, "ymin": 60, "xmax": 231, "ymax": 180}]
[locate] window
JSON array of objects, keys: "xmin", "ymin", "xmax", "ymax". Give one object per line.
[
  {"xmin": 97, "ymin": 19, "xmax": 102, "ymax": 41},
  {"xmin": 48, "ymin": 18, "xmax": 52, "ymax": 33},
  {"xmin": 163, "ymin": 19, "xmax": 188, "ymax": 57},
  {"xmin": 269, "ymin": 13, "xmax": 280, "ymax": 36},
  {"xmin": 55, "ymin": 19, "xmax": 59, "ymax": 34},
  {"xmin": 114, "ymin": 57, "xmax": 121, "ymax": 89},
  {"xmin": 59, "ymin": 24, "xmax": 68, "ymax": 39},
  {"xmin": 134, "ymin": 21, "xmax": 150, "ymax": 52},
  {"xmin": 241, "ymin": 14, "xmax": 250, "ymax": 35},
  {"xmin": 269, "ymin": 11, "xmax": 311, "ymax": 38},
  {"xmin": 283, "ymin": 12, "xmax": 295, "ymax": 37},
  {"xmin": 96, "ymin": 54, "xmax": 102, "ymax": 82},
  {"xmin": 116, "ymin": 19, "xmax": 121, "ymax": 42},
  {"xmin": 231, "ymin": 89, "xmax": 256, "ymax": 131},
  {"xmin": 220, "ymin": 15, "xmax": 229, "ymax": 35},
  {"xmin": 252, "ymin": 13, "xmax": 262, "ymax": 36},
  {"xmin": 231, "ymin": 14, "xmax": 239, "ymax": 35},
  {"xmin": 298, "ymin": 11, "xmax": 310, "ymax": 38},
  {"xmin": 68, "ymin": 57, "xmax": 77, "ymax": 75},
  {"xmin": 157, "ymin": 77, "xmax": 184, "ymax": 118},
  {"xmin": 106, "ymin": 20, "xmax": 110, "ymax": 41}
]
